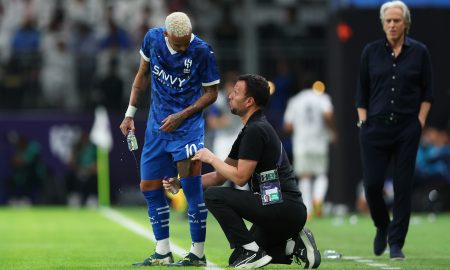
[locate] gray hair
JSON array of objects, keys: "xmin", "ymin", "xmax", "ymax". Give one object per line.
[
  {"xmin": 165, "ymin": 12, "xmax": 192, "ymax": 37},
  {"xmin": 380, "ymin": 1, "xmax": 411, "ymax": 34}
]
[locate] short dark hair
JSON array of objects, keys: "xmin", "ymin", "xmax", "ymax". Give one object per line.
[{"xmin": 237, "ymin": 74, "xmax": 270, "ymax": 108}]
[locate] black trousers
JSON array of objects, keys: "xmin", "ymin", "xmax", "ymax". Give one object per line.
[
  {"xmin": 359, "ymin": 117, "xmax": 421, "ymax": 249},
  {"xmin": 204, "ymin": 186, "xmax": 306, "ymax": 264}
]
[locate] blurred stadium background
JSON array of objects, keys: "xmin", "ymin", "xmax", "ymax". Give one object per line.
[{"xmin": 0, "ymin": 0, "xmax": 449, "ymax": 215}]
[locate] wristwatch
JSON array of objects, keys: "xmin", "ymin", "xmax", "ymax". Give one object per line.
[{"xmin": 357, "ymin": 120, "xmax": 366, "ymax": 128}]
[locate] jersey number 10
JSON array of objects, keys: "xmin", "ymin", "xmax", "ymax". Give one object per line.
[{"xmin": 185, "ymin": 144, "xmax": 198, "ymax": 159}]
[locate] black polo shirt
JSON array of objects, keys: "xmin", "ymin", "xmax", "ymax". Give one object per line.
[
  {"xmin": 228, "ymin": 110, "xmax": 300, "ymax": 195},
  {"xmin": 356, "ymin": 37, "xmax": 433, "ymax": 118}
]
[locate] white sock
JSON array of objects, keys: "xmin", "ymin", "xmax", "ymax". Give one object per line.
[
  {"xmin": 299, "ymin": 177, "xmax": 312, "ymax": 214},
  {"xmin": 313, "ymin": 174, "xmax": 329, "ymax": 202},
  {"xmin": 285, "ymin": 239, "xmax": 296, "ymax": 255},
  {"xmin": 242, "ymin": 241, "xmax": 259, "ymax": 252},
  {"xmin": 155, "ymin": 238, "xmax": 171, "ymax": 255},
  {"xmin": 190, "ymin": 242, "xmax": 205, "ymax": 258}
]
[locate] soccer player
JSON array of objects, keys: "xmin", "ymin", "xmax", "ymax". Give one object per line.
[
  {"xmin": 283, "ymin": 80, "xmax": 336, "ymax": 219},
  {"xmin": 119, "ymin": 12, "xmax": 220, "ymax": 266}
]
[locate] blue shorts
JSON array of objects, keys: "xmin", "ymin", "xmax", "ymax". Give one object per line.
[{"xmin": 140, "ymin": 131, "xmax": 204, "ymax": 180}]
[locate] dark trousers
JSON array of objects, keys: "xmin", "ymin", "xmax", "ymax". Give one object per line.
[
  {"xmin": 204, "ymin": 186, "xmax": 306, "ymax": 264},
  {"xmin": 359, "ymin": 117, "xmax": 421, "ymax": 249}
]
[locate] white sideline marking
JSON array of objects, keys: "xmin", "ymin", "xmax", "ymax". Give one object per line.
[
  {"xmin": 342, "ymin": 256, "xmax": 401, "ymax": 270},
  {"xmin": 356, "ymin": 259, "xmax": 373, "ymax": 263},
  {"xmin": 368, "ymin": 263, "xmax": 390, "ymax": 267},
  {"xmin": 342, "ymin": 256, "xmax": 362, "ymax": 260},
  {"xmin": 100, "ymin": 207, "xmax": 223, "ymax": 270}
]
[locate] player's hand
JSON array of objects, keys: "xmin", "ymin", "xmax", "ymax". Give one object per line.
[
  {"xmin": 192, "ymin": 148, "xmax": 216, "ymax": 164},
  {"xmin": 160, "ymin": 112, "xmax": 185, "ymax": 132},
  {"xmin": 162, "ymin": 177, "xmax": 181, "ymax": 194},
  {"xmin": 120, "ymin": 117, "xmax": 135, "ymax": 136}
]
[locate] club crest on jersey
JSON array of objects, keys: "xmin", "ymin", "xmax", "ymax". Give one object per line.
[{"xmin": 183, "ymin": 58, "xmax": 192, "ymax": 74}]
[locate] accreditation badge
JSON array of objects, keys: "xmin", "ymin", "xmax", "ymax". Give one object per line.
[{"xmin": 258, "ymin": 169, "xmax": 283, "ymax": 206}]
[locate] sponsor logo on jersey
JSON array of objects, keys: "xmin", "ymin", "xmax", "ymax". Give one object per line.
[{"xmin": 152, "ymin": 65, "xmax": 186, "ymax": 88}]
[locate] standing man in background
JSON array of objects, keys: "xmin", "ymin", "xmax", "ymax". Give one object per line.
[
  {"xmin": 356, "ymin": 0, "xmax": 433, "ymax": 260},
  {"xmin": 283, "ymin": 80, "xmax": 336, "ymax": 219},
  {"xmin": 119, "ymin": 12, "xmax": 219, "ymax": 266}
]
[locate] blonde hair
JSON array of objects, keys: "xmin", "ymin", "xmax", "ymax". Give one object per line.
[
  {"xmin": 165, "ymin": 12, "xmax": 192, "ymax": 37},
  {"xmin": 380, "ymin": 1, "xmax": 411, "ymax": 34}
]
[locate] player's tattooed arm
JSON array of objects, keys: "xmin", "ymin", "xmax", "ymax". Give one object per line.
[
  {"xmin": 182, "ymin": 84, "xmax": 219, "ymax": 119},
  {"xmin": 160, "ymin": 84, "xmax": 218, "ymax": 132},
  {"xmin": 129, "ymin": 57, "xmax": 150, "ymax": 107},
  {"xmin": 120, "ymin": 57, "xmax": 150, "ymax": 135},
  {"xmin": 160, "ymin": 111, "xmax": 186, "ymax": 132}
]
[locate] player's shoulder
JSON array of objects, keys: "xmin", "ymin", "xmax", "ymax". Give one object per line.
[
  {"xmin": 150, "ymin": 27, "xmax": 164, "ymax": 35},
  {"xmin": 191, "ymin": 35, "xmax": 214, "ymax": 53},
  {"xmin": 144, "ymin": 27, "xmax": 164, "ymax": 41},
  {"xmin": 192, "ymin": 35, "xmax": 210, "ymax": 47}
]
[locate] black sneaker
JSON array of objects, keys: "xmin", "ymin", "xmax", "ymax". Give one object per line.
[
  {"xmin": 167, "ymin": 252, "xmax": 207, "ymax": 267},
  {"xmin": 293, "ymin": 228, "xmax": 321, "ymax": 269},
  {"xmin": 230, "ymin": 248, "xmax": 272, "ymax": 269},
  {"xmin": 132, "ymin": 252, "xmax": 174, "ymax": 266},
  {"xmin": 229, "ymin": 247, "xmax": 245, "ymax": 266}
]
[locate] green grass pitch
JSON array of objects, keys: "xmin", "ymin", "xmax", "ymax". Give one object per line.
[{"xmin": 0, "ymin": 207, "xmax": 449, "ymax": 269}]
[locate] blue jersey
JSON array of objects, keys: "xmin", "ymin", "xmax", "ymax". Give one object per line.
[{"xmin": 140, "ymin": 27, "xmax": 220, "ymax": 140}]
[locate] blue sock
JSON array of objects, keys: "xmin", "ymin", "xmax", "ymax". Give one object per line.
[
  {"xmin": 142, "ymin": 188, "xmax": 170, "ymax": 240},
  {"xmin": 180, "ymin": 176, "xmax": 207, "ymax": 242}
]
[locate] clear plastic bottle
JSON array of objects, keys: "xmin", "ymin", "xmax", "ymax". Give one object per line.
[
  {"xmin": 127, "ymin": 130, "xmax": 138, "ymax": 151},
  {"xmin": 169, "ymin": 184, "xmax": 180, "ymax": 195},
  {"xmin": 323, "ymin": 250, "xmax": 342, "ymax": 259},
  {"xmin": 164, "ymin": 176, "xmax": 180, "ymax": 194}
]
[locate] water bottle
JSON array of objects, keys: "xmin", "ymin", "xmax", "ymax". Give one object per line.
[
  {"xmin": 164, "ymin": 176, "xmax": 180, "ymax": 194},
  {"xmin": 127, "ymin": 130, "xmax": 138, "ymax": 151},
  {"xmin": 323, "ymin": 250, "xmax": 342, "ymax": 259}
]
